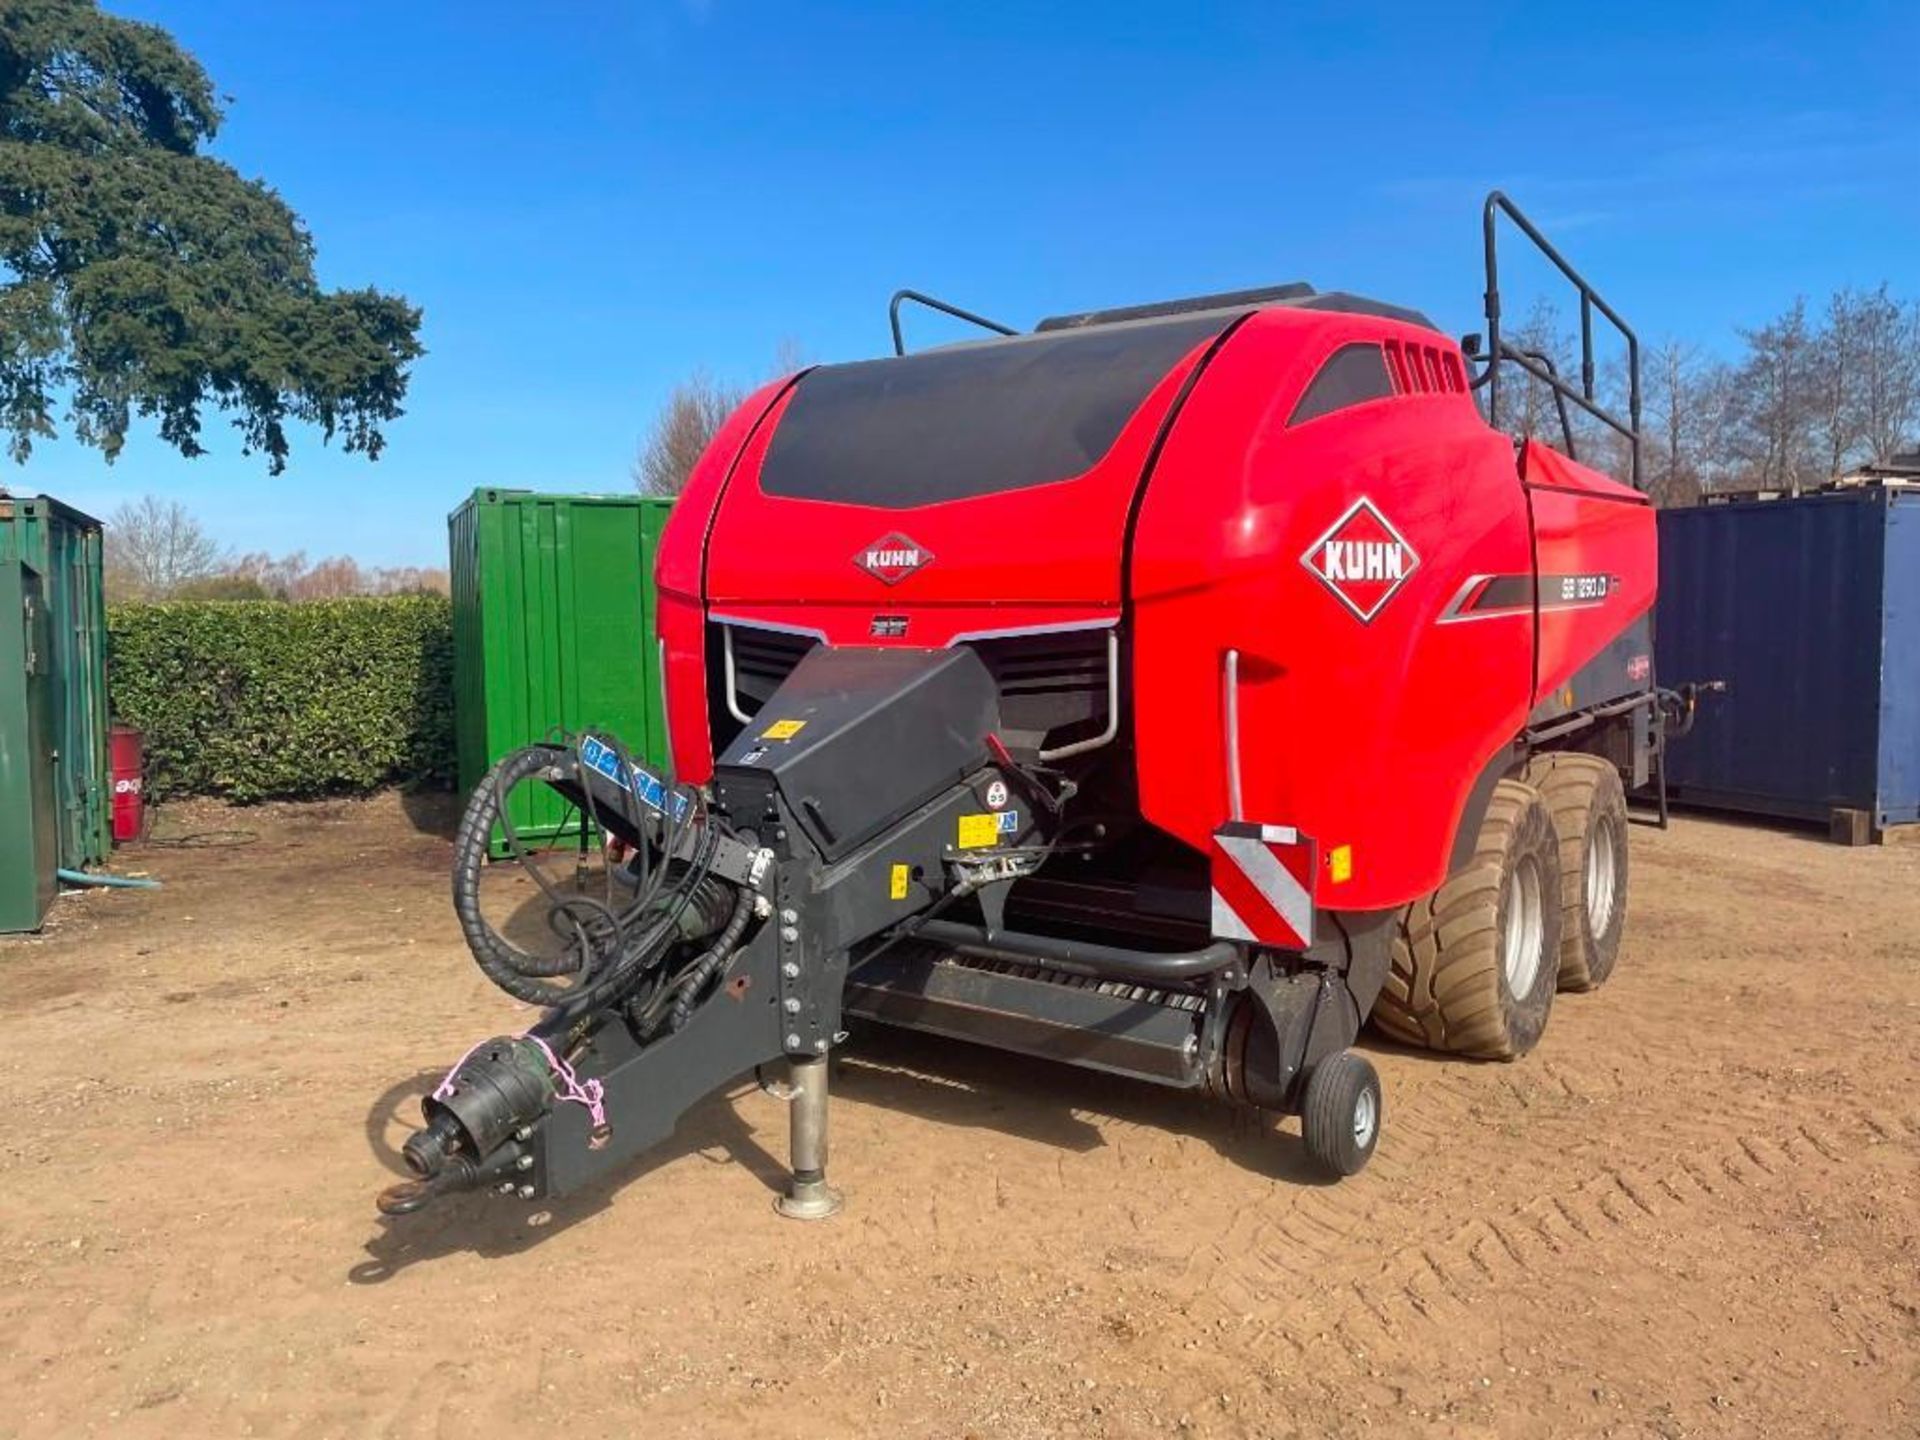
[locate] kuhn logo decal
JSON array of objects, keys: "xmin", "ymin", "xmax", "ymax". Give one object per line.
[
  {"xmin": 1301, "ymin": 497, "xmax": 1419, "ymax": 622},
  {"xmin": 854, "ymin": 532, "xmax": 933, "ymax": 585}
]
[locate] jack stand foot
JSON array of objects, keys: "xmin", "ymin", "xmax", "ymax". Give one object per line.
[
  {"xmin": 775, "ymin": 1053, "xmax": 842, "ymax": 1221},
  {"xmin": 775, "ymin": 1174, "xmax": 843, "ymax": 1221}
]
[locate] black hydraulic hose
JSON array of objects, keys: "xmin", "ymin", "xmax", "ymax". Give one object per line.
[
  {"xmin": 547, "ymin": 824, "xmax": 725, "ymax": 1023},
  {"xmin": 452, "ymin": 745, "xmax": 593, "ymax": 1006},
  {"xmin": 453, "ymin": 735, "xmax": 732, "ymax": 1014},
  {"xmin": 661, "ymin": 888, "xmax": 758, "ymax": 1032},
  {"xmin": 913, "ymin": 919, "xmax": 1238, "ymax": 985},
  {"xmin": 489, "ymin": 740, "xmax": 638, "ymax": 972}
]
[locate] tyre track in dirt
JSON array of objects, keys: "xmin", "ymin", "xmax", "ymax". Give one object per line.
[
  {"xmin": 1144, "ymin": 1076, "xmax": 1916, "ymax": 1436},
  {"xmin": 1144, "ymin": 874, "xmax": 1920, "ymax": 1401},
  {"xmin": 839, "ymin": 877, "xmax": 1917, "ymax": 1414},
  {"xmin": 1212, "ymin": 1056, "xmax": 1900, "ymax": 1258}
]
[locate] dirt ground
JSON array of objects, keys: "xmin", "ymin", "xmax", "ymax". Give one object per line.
[{"xmin": 2, "ymin": 793, "xmax": 1916, "ymax": 1440}]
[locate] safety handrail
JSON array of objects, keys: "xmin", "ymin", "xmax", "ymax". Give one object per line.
[
  {"xmin": 888, "ymin": 289, "xmax": 1018, "ymax": 356},
  {"xmin": 1513, "ymin": 347, "xmax": 1580, "ymax": 462},
  {"xmin": 1474, "ymin": 191, "xmax": 1643, "ymax": 490}
]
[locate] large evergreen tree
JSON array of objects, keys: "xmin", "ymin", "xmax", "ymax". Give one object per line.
[{"xmin": 0, "ymin": 0, "xmax": 422, "ymax": 471}]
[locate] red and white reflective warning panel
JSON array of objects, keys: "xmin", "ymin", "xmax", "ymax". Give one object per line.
[{"xmin": 1209, "ymin": 822, "xmax": 1316, "ymax": 950}]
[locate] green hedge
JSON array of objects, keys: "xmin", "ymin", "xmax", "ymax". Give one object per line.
[{"xmin": 107, "ymin": 596, "xmax": 455, "ymax": 802}]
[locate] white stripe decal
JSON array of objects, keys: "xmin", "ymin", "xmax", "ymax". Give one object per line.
[
  {"xmin": 1217, "ymin": 834, "xmax": 1314, "ymax": 940},
  {"xmin": 1210, "ymin": 888, "xmax": 1259, "ymax": 942}
]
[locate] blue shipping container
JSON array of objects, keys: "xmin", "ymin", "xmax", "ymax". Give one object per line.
[{"xmin": 1655, "ymin": 487, "xmax": 1919, "ymax": 833}]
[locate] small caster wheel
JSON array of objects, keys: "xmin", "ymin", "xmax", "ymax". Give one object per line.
[{"xmin": 1301, "ymin": 1050, "xmax": 1381, "ymax": 1178}]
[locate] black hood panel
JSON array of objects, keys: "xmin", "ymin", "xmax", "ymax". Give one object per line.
[{"xmin": 757, "ymin": 311, "xmax": 1236, "ymax": 510}]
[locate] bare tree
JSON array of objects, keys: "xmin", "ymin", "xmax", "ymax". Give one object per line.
[
  {"xmin": 1812, "ymin": 290, "xmax": 1865, "ymax": 478},
  {"xmin": 1727, "ymin": 299, "xmax": 1819, "ymax": 492},
  {"xmin": 207, "ymin": 549, "xmax": 448, "ymax": 601},
  {"xmin": 1641, "ymin": 341, "xmax": 1738, "ymax": 506},
  {"xmin": 769, "ymin": 335, "xmax": 809, "ymax": 379},
  {"xmin": 1578, "ymin": 350, "xmax": 1642, "ymax": 486},
  {"xmin": 633, "ymin": 370, "xmax": 746, "ymax": 498},
  {"xmin": 105, "ymin": 495, "xmax": 225, "ymax": 600},
  {"xmin": 172, "ymin": 572, "xmax": 273, "ymax": 602},
  {"xmin": 1689, "ymin": 361, "xmax": 1744, "ymax": 493},
  {"xmin": 103, "ymin": 507, "xmax": 448, "ymax": 605},
  {"xmin": 1489, "ymin": 298, "xmax": 1581, "ymax": 449},
  {"xmin": 224, "ymin": 550, "xmax": 306, "ymax": 599},
  {"xmin": 288, "ymin": 556, "xmax": 365, "ymax": 601},
  {"xmin": 631, "ymin": 343, "xmax": 812, "ymax": 499},
  {"xmin": 1848, "ymin": 286, "xmax": 1920, "ymax": 464},
  {"xmin": 364, "ymin": 565, "xmax": 450, "ymax": 596}
]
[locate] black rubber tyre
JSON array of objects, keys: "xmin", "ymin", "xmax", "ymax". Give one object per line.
[
  {"xmin": 1525, "ymin": 752, "xmax": 1630, "ymax": 992},
  {"xmin": 1371, "ymin": 779, "xmax": 1562, "ymax": 1060},
  {"xmin": 1300, "ymin": 1050, "xmax": 1382, "ymax": 1178}
]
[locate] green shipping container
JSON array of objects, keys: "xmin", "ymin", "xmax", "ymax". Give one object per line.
[
  {"xmin": 449, "ymin": 489, "xmax": 673, "ymax": 855},
  {"xmin": 1, "ymin": 495, "xmax": 109, "ymax": 933}
]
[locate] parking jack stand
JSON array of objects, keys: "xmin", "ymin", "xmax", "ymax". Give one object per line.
[{"xmin": 775, "ymin": 1053, "xmax": 842, "ymax": 1221}]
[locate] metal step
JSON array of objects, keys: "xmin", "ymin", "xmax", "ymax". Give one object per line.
[{"xmin": 844, "ymin": 943, "xmax": 1206, "ymax": 1088}]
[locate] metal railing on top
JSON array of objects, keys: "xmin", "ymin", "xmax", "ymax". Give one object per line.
[
  {"xmin": 1471, "ymin": 191, "xmax": 1644, "ymax": 492},
  {"xmin": 888, "ymin": 289, "xmax": 1018, "ymax": 356}
]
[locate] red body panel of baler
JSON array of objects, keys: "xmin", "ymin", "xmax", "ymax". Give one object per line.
[
  {"xmin": 1128, "ymin": 309, "xmax": 1537, "ymax": 910},
  {"xmin": 655, "ymin": 305, "xmax": 1658, "ymax": 916}
]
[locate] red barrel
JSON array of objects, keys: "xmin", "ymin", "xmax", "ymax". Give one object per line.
[{"xmin": 110, "ymin": 724, "xmax": 145, "ymax": 844}]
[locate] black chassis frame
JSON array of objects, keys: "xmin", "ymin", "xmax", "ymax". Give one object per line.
[{"xmin": 477, "ymin": 775, "xmax": 1394, "ymax": 1206}]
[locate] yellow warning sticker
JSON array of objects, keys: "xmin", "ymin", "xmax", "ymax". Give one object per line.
[
  {"xmin": 1329, "ymin": 844, "xmax": 1353, "ymax": 885},
  {"xmin": 760, "ymin": 718, "xmax": 807, "ymax": 741},
  {"xmin": 889, "ymin": 863, "xmax": 910, "ymax": 901},
  {"xmin": 956, "ymin": 813, "xmax": 1000, "ymax": 849}
]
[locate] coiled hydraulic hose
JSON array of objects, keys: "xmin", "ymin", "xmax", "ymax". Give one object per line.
[
  {"xmin": 450, "ymin": 739, "xmax": 733, "ymax": 1012},
  {"xmin": 451, "ymin": 745, "xmax": 589, "ymax": 1005}
]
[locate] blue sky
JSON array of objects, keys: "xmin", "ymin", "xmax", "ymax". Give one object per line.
[{"xmin": 17, "ymin": 0, "xmax": 1919, "ymax": 566}]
